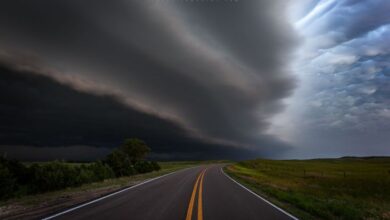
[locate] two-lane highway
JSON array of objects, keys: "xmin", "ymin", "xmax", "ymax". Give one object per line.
[{"xmin": 44, "ymin": 165, "xmax": 297, "ymax": 220}]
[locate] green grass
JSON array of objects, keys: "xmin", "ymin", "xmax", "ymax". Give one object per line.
[
  {"xmin": 225, "ymin": 157, "xmax": 390, "ymax": 220},
  {"xmin": 0, "ymin": 161, "xmax": 204, "ymax": 218}
]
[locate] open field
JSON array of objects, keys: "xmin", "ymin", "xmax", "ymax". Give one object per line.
[
  {"xmin": 0, "ymin": 161, "xmax": 206, "ymax": 219},
  {"xmin": 225, "ymin": 157, "xmax": 390, "ymax": 220}
]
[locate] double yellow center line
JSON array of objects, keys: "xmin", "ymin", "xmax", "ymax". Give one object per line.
[{"xmin": 185, "ymin": 168, "xmax": 207, "ymax": 220}]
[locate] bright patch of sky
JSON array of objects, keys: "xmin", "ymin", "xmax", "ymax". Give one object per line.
[{"xmin": 269, "ymin": 0, "xmax": 390, "ymax": 158}]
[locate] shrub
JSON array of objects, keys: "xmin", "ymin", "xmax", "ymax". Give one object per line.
[
  {"xmin": 27, "ymin": 161, "xmax": 116, "ymax": 193},
  {"xmin": 76, "ymin": 165, "xmax": 96, "ymax": 184},
  {"xmin": 134, "ymin": 161, "xmax": 154, "ymax": 174},
  {"xmin": 0, "ymin": 163, "xmax": 16, "ymax": 199},
  {"xmin": 90, "ymin": 161, "xmax": 115, "ymax": 181},
  {"xmin": 106, "ymin": 149, "xmax": 135, "ymax": 177},
  {"xmin": 29, "ymin": 161, "xmax": 81, "ymax": 193},
  {"xmin": 151, "ymin": 161, "xmax": 161, "ymax": 171},
  {"xmin": 1, "ymin": 158, "xmax": 30, "ymax": 185},
  {"xmin": 0, "ymin": 138, "xmax": 156, "ymax": 200}
]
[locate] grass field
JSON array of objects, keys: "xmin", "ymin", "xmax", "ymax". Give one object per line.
[
  {"xmin": 0, "ymin": 161, "xmax": 204, "ymax": 219},
  {"xmin": 225, "ymin": 157, "xmax": 390, "ymax": 220}
]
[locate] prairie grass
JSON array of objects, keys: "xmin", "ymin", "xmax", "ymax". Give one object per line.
[{"xmin": 225, "ymin": 157, "xmax": 390, "ymax": 220}]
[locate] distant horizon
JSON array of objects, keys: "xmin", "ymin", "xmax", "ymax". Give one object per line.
[{"xmin": 2, "ymin": 144, "xmax": 389, "ymax": 162}]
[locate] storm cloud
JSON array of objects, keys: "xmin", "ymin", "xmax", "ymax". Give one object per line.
[
  {"xmin": 270, "ymin": 0, "xmax": 390, "ymax": 158},
  {"xmin": 0, "ymin": 0, "xmax": 297, "ymax": 160}
]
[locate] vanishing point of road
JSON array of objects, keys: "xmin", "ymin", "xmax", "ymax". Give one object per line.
[{"xmin": 43, "ymin": 165, "xmax": 297, "ymax": 220}]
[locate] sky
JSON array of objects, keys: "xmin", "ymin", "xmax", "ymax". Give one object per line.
[
  {"xmin": 0, "ymin": 0, "xmax": 389, "ymax": 160},
  {"xmin": 269, "ymin": 0, "xmax": 390, "ymax": 158}
]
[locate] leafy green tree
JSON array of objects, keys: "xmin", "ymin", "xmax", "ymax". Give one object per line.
[
  {"xmin": 120, "ymin": 138, "xmax": 151, "ymax": 164},
  {"xmin": 105, "ymin": 149, "xmax": 135, "ymax": 177}
]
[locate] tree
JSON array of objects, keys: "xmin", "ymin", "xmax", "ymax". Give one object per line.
[
  {"xmin": 105, "ymin": 149, "xmax": 135, "ymax": 177},
  {"xmin": 105, "ymin": 138, "xmax": 157, "ymax": 177},
  {"xmin": 120, "ymin": 138, "xmax": 151, "ymax": 164}
]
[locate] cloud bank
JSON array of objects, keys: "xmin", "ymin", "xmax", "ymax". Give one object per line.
[{"xmin": 0, "ymin": 0, "xmax": 297, "ymax": 160}]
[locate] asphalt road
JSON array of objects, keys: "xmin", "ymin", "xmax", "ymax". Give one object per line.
[{"xmin": 44, "ymin": 165, "xmax": 297, "ymax": 220}]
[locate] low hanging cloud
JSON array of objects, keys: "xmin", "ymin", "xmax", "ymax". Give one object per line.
[{"xmin": 0, "ymin": 0, "xmax": 297, "ymax": 160}]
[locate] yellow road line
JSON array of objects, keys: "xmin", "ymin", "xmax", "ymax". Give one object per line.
[
  {"xmin": 186, "ymin": 169, "xmax": 206, "ymax": 220},
  {"xmin": 197, "ymin": 169, "xmax": 206, "ymax": 220}
]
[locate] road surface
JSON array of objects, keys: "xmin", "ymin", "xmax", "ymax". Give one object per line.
[{"xmin": 44, "ymin": 165, "xmax": 297, "ymax": 220}]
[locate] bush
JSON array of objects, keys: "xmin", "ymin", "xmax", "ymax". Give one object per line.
[
  {"xmin": 76, "ymin": 165, "xmax": 96, "ymax": 184},
  {"xmin": 106, "ymin": 149, "xmax": 135, "ymax": 177},
  {"xmin": 0, "ymin": 163, "xmax": 16, "ymax": 199},
  {"xmin": 134, "ymin": 161, "xmax": 154, "ymax": 174},
  {"xmin": 26, "ymin": 160, "xmax": 117, "ymax": 193},
  {"xmin": 1, "ymin": 158, "xmax": 30, "ymax": 184},
  {"xmin": 0, "ymin": 138, "xmax": 156, "ymax": 200},
  {"xmin": 151, "ymin": 161, "xmax": 161, "ymax": 171},
  {"xmin": 90, "ymin": 161, "xmax": 115, "ymax": 181},
  {"xmin": 29, "ymin": 161, "xmax": 81, "ymax": 192}
]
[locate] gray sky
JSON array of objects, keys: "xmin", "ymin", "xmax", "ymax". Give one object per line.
[{"xmin": 0, "ymin": 0, "xmax": 388, "ymax": 160}]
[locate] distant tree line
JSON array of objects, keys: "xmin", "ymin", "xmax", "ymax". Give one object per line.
[{"xmin": 0, "ymin": 138, "xmax": 160, "ymax": 200}]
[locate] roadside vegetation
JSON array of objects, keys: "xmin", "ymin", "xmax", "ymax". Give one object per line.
[
  {"xmin": 0, "ymin": 161, "xmax": 203, "ymax": 219},
  {"xmin": 225, "ymin": 157, "xmax": 390, "ymax": 220},
  {"xmin": 0, "ymin": 138, "xmax": 160, "ymax": 200}
]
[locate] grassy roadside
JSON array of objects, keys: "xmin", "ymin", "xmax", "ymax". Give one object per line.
[
  {"xmin": 224, "ymin": 158, "xmax": 390, "ymax": 220},
  {"xmin": 0, "ymin": 161, "xmax": 203, "ymax": 219}
]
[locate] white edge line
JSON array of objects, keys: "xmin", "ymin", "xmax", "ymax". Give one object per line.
[
  {"xmin": 42, "ymin": 166, "xmax": 197, "ymax": 220},
  {"xmin": 221, "ymin": 167, "xmax": 299, "ymax": 220}
]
